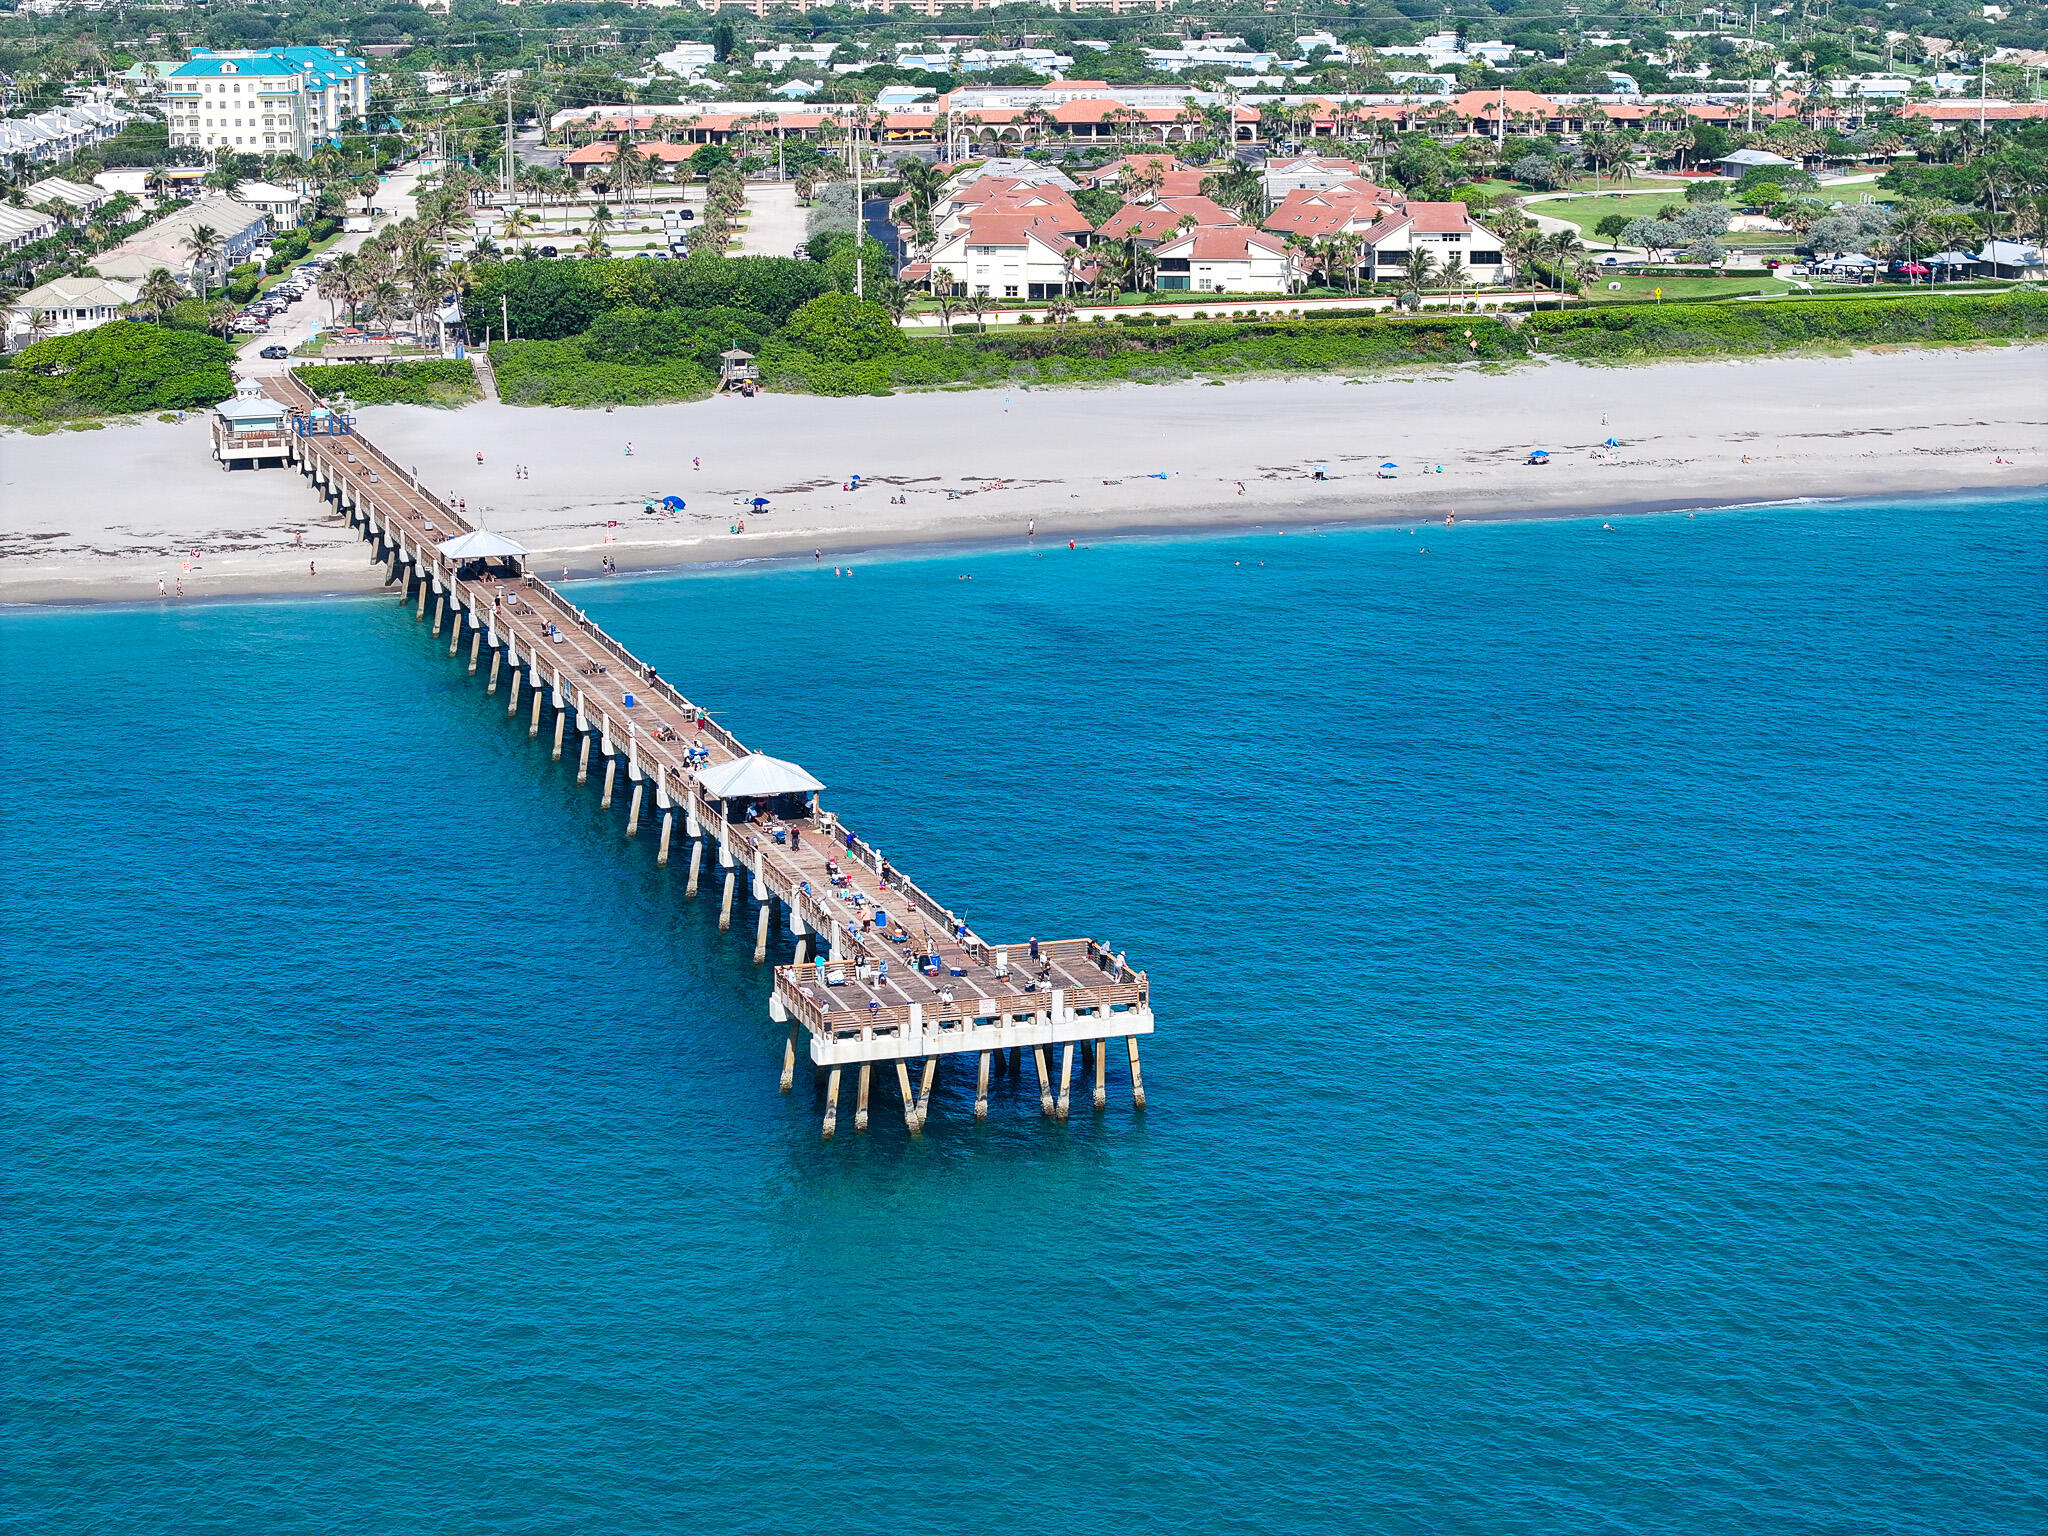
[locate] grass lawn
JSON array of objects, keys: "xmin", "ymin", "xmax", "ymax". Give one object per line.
[
  {"xmin": 1536, "ymin": 190, "xmax": 1693, "ymax": 236},
  {"xmin": 1582, "ymin": 274, "xmax": 1803, "ymax": 303}
]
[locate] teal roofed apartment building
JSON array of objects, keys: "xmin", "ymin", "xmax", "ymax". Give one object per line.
[{"xmin": 164, "ymin": 46, "xmax": 370, "ymax": 158}]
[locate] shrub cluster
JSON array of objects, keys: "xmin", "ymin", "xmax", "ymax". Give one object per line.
[
  {"xmin": 296, "ymin": 359, "xmax": 480, "ymax": 407},
  {"xmin": 0, "ymin": 323, "xmax": 235, "ymax": 426},
  {"xmin": 461, "ymin": 253, "xmax": 830, "ymax": 342}
]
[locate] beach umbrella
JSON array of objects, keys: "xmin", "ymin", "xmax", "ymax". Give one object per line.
[
  {"xmin": 660, "ymin": 495, "xmax": 686, "ymax": 511},
  {"xmin": 1379, "ymin": 461, "xmax": 1398, "ymax": 469},
  {"xmin": 749, "ymin": 496, "xmax": 769, "ymax": 509},
  {"xmin": 1604, "ymin": 437, "xmax": 1619, "ymax": 447}
]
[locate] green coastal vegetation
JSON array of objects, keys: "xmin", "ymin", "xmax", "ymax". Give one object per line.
[
  {"xmin": 0, "ymin": 324, "xmax": 234, "ymax": 427},
  {"xmin": 295, "ymin": 358, "xmax": 479, "ymax": 406},
  {"xmin": 1528, "ymin": 287, "xmax": 2046, "ymax": 356},
  {"xmin": 460, "ymin": 253, "xmax": 2042, "ymax": 402}
]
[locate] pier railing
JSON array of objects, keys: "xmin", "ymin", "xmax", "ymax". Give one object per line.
[{"xmin": 266, "ymin": 373, "xmax": 1153, "ymax": 1128}]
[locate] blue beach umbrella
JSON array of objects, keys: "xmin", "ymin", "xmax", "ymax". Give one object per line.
[
  {"xmin": 661, "ymin": 494, "xmax": 686, "ymax": 511},
  {"xmin": 750, "ymin": 496, "xmax": 770, "ymax": 509},
  {"xmin": 1380, "ymin": 461, "xmax": 1398, "ymax": 469}
]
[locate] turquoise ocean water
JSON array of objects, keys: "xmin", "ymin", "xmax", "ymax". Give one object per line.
[{"xmin": 3, "ymin": 494, "xmax": 2044, "ymax": 1535}]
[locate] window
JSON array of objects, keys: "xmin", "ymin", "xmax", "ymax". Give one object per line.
[
  {"xmin": 1003, "ymin": 285, "xmax": 1018, "ymax": 297},
  {"xmin": 1469, "ymin": 251, "xmax": 1501, "ymax": 265},
  {"xmin": 1159, "ymin": 275, "xmax": 1190, "ymax": 290}
]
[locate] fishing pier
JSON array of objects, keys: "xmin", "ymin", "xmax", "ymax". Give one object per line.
[{"xmin": 253, "ymin": 374, "xmax": 1154, "ymax": 1136}]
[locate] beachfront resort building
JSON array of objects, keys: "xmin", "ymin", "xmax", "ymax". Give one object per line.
[
  {"xmin": 923, "ymin": 212, "xmax": 1089, "ymax": 298},
  {"xmin": 0, "ymin": 203, "xmax": 63, "ymax": 254},
  {"xmin": 0, "ymin": 103, "xmax": 133, "ymax": 169},
  {"xmin": 93, "ymin": 195, "xmax": 270, "ymax": 289},
  {"xmin": 2, "ymin": 274, "xmax": 142, "ymax": 351},
  {"xmin": 1152, "ymin": 226, "xmax": 1297, "ymax": 292},
  {"xmin": 163, "ymin": 46, "xmax": 371, "ymax": 158},
  {"xmin": 23, "ymin": 175, "xmax": 114, "ymax": 218}
]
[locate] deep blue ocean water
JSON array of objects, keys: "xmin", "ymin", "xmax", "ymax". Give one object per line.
[{"xmin": 3, "ymin": 493, "xmax": 2044, "ymax": 1536}]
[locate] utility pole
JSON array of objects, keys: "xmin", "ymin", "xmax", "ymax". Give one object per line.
[
  {"xmin": 501, "ymin": 293, "xmax": 510, "ymax": 343},
  {"xmin": 504, "ymin": 74, "xmax": 514, "ymax": 202},
  {"xmin": 852, "ymin": 113, "xmax": 864, "ymax": 299}
]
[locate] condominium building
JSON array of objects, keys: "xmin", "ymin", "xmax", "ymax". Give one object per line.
[{"xmin": 163, "ymin": 46, "xmax": 371, "ymax": 158}]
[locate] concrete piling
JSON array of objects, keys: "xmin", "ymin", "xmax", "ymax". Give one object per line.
[
  {"xmin": 487, "ymin": 653, "xmax": 500, "ymax": 695},
  {"xmin": 505, "ymin": 670, "xmax": 521, "ymax": 715},
  {"xmin": 822, "ymin": 1069, "xmax": 841, "ymax": 1139},
  {"xmin": 896, "ymin": 1062, "xmax": 917, "ymax": 1131},
  {"xmin": 468, "ymin": 630, "xmax": 481, "ymax": 674},
  {"xmin": 625, "ymin": 783, "xmax": 642, "ymax": 837},
  {"xmin": 577, "ymin": 733, "xmax": 590, "ymax": 785},
  {"xmin": 657, "ymin": 812, "xmax": 674, "ymax": 867},
  {"xmin": 855, "ymin": 1064, "xmax": 871, "ymax": 1133},
  {"xmin": 552, "ymin": 712, "xmax": 565, "ymax": 761},
  {"xmin": 601, "ymin": 758, "xmax": 616, "ymax": 809},
  {"xmin": 780, "ymin": 1031, "xmax": 796, "ymax": 1093},
  {"xmin": 529, "ymin": 688, "xmax": 543, "ymax": 737},
  {"xmin": 1057, "ymin": 1044, "xmax": 1074, "ymax": 1121},
  {"xmin": 1094, "ymin": 1037, "xmax": 1108, "ymax": 1109},
  {"xmin": 754, "ymin": 902, "xmax": 771, "ymax": 964},
  {"xmin": 686, "ymin": 841, "xmax": 703, "ymax": 898},
  {"xmin": 1033, "ymin": 1047, "xmax": 1054, "ymax": 1117},
  {"xmin": 1127, "ymin": 1037, "xmax": 1146, "ymax": 1110},
  {"xmin": 975, "ymin": 1052, "xmax": 991, "ymax": 1119},
  {"xmin": 718, "ymin": 870, "xmax": 735, "ymax": 930}
]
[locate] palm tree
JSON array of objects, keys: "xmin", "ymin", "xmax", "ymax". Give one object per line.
[
  {"xmin": 613, "ymin": 139, "xmax": 648, "ymax": 208},
  {"xmin": 1403, "ymin": 246, "xmax": 1439, "ymax": 292},
  {"xmin": 205, "ymin": 298, "xmax": 239, "ymax": 338},
  {"xmin": 135, "ymin": 266, "xmax": 183, "ymax": 323},
  {"xmin": 182, "ymin": 224, "xmax": 223, "ymax": 297},
  {"xmin": 499, "ymin": 206, "xmax": 535, "ymax": 252},
  {"xmin": 1200, "ymin": 161, "xmax": 1265, "ymax": 220},
  {"xmin": 578, "ymin": 230, "xmax": 609, "ymax": 258},
  {"xmin": 21, "ymin": 306, "xmax": 56, "ymax": 348},
  {"xmin": 588, "ymin": 204, "xmax": 614, "ymax": 243}
]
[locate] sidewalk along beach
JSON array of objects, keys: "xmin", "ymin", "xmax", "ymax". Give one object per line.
[{"xmin": 3, "ymin": 348, "xmax": 2042, "ymax": 605}]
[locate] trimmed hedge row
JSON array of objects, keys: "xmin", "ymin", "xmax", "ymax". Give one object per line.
[{"xmin": 1527, "ymin": 289, "xmax": 2048, "ymax": 358}]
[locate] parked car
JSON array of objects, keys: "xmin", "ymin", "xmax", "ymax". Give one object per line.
[
  {"xmin": 678, "ymin": 208, "xmax": 695, "ymax": 221},
  {"xmin": 259, "ymin": 344, "xmax": 290, "ymax": 359},
  {"xmin": 538, "ymin": 245, "xmax": 558, "ymax": 259}
]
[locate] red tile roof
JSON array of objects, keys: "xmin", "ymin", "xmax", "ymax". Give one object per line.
[
  {"xmin": 565, "ymin": 140, "xmax": 699, "ymax": 165},
  {"xmin": 1155, "ymin": 226, "xmax": 1287, "ymax": 261},
  {"xmin": 1094, "ymin": 195, "xmax": 1236, "ymax": 242}
]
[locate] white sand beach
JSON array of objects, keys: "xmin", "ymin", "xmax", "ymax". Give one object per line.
[{"xmin": 3, "ymin": 348, "xmax": 2042, "ymax": 605}]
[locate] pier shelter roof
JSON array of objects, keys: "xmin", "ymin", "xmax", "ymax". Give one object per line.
[
  {"xmin": 699, "ymin": 753, "xmax": 825, "ymax": 799},
  {"xmin": 437, "ymin": 529, "xmax": 529, "ymax": 559}
]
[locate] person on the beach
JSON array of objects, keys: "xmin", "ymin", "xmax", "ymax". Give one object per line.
[
  {"xmin": 476, "ymin": 452, "xmax": 484, "ymax": 466},
  {"xmin": 309, "ymin": 561, "xmax": 316, "ymax": 576}
]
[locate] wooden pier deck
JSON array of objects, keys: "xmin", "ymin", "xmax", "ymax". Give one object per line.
[{"xmin": 257, "ymin": 375, "xmax": 1154, "ymax": 1135}]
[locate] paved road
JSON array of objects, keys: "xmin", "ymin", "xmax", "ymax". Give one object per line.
[{"xmin": 238, "ymin": 163, "xmax": 425, "ymax": 376}]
